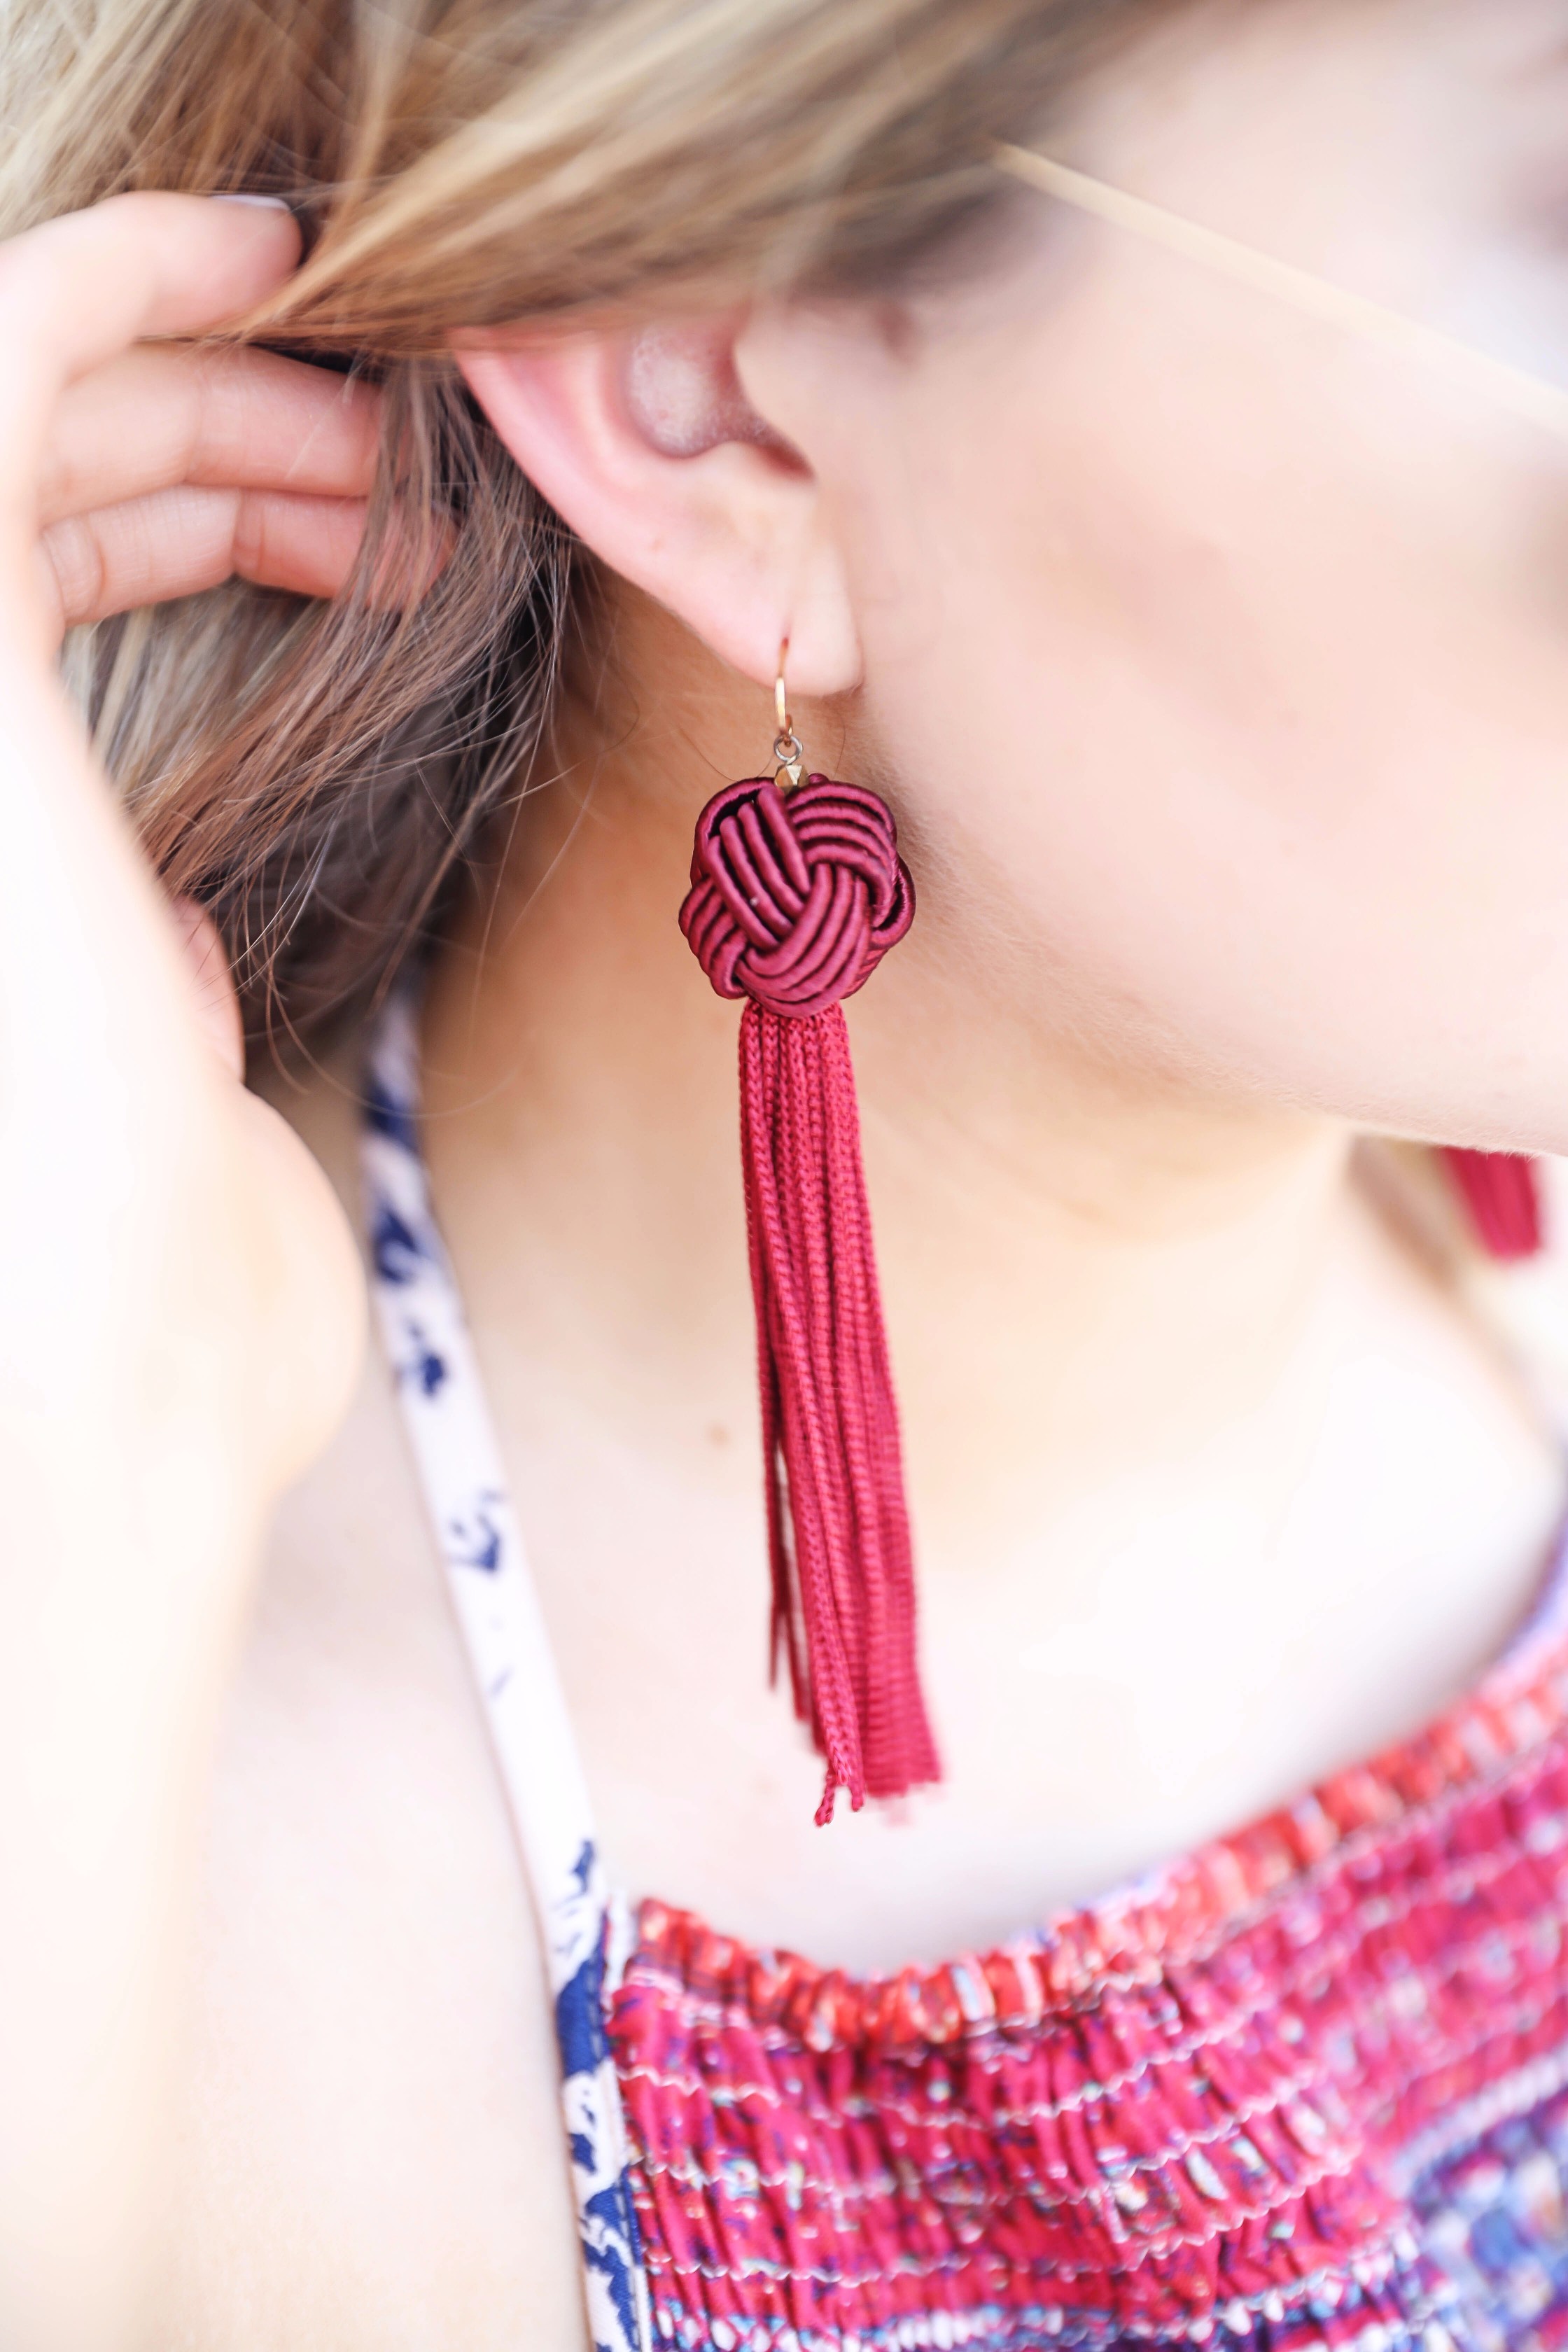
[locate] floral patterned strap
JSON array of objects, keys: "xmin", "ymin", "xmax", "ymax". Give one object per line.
[{"xmin": 363, "ymin": 986, "xmax": 650, "ymax": 2352}]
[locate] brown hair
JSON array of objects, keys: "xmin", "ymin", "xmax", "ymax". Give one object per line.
[{"xmin": 0, "ymin": 0, "xmax": 1155, "ymax": 1057}]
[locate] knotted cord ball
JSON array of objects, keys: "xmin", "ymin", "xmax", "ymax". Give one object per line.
[{"xmin": 680, "ymin": 776, "xmax": 915, "ymax": 1017}]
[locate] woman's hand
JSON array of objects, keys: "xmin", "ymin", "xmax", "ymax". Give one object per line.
[
  {"xmin": 33, "ymin": 201, "xmax": 382, "ymax": 640},
  {"xmin": 0, "ymin": 195, "xmax": 376, "ymax": 2350}
]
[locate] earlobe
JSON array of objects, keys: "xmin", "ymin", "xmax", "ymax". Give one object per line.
[{"xmin": 457, "ymin": 327, "xmax": 861, "ymax": 696}]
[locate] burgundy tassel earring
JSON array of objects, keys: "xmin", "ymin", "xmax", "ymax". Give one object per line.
[
  {"xmin": 1441, "ymin": 1150, "xmax": 1544, "ymax": 1261},
  {"xmin": 680, "ymin": 645, "xmax": 940, "ymax": 1823}
]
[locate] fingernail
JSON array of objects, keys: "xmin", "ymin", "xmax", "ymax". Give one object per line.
[{"xmin": 211, "ymin": 192, "xmax": 293, "ymax": 210}]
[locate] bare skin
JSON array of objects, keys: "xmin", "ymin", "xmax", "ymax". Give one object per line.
[
  {"xmin": 8, "ymin": 4, "xmax": 1568, "ymax": 2347},
  {"xmin": 158, "ymin": 615, "xmax": 1562, "ymax": 2348}
]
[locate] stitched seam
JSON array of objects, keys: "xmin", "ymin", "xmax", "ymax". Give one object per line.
[
  {"xmin": 620, "ymin": 2059, "xmax": 1334, "ymax": 2207},
  {"xmin": 631, "ymin": 2184, "xmax": 1397, "ymax": 2293},
  {"xmin": 629, "ymin": 1805, "xmax": 1568, "ymax": 2072}
]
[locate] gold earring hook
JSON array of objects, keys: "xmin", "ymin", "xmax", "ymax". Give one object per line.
[{"xmin": 773, "ymin": 636, "xmax": 805, "ymax": 789}]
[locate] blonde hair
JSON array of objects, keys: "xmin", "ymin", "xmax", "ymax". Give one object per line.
[{"xmin": 0, "ymin": 0, "xmax": 1153, "ymax": 1054}]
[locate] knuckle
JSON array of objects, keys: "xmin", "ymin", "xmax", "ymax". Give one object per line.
[
  {"xmin": 173, "ymin": 343, "xmax": 218, "ymax": 479},
  {"xmin": 194, "ymin": 344, "xmax": 270, "ymax": 482},
  {"xmin": 229, "ymin": 490, "xmax": 269, "ymax": 580},
  {"xmin": 39, "ymin": 512, "xmax": 107, "ymax": 626},
  {"xmin": 234, "ymin": 490, "xmax": 365, "ymax": 598}
]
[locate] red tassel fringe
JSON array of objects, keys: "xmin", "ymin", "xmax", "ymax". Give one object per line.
[
  {"xmin": 681, "ymin": 773, "xmax": 934, "ymax": 1819},
  {"xmin": 1441, "ymin": 1149, "xmax": 1544, "ymax": 1261},
  {"xmin": 740, "ymin": 1001, "xmax": 940, "ymax": 1822}
]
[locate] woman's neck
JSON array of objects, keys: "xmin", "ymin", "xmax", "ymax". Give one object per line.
[
  {"xmin": 425, "ymin": 606, "xmax": 1362, "ymax": 1551},
  {"xmin": 407, "ymin": 603, "xmax": 1564, "ymax": 1956}
]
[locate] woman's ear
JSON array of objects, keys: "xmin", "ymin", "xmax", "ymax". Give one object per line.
[{"xmin": 457, "ymin": 318, "xmax": 861, "ymax": 694}]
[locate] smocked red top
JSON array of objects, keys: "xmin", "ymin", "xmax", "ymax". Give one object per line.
[{"xmin": 365, "ymin": 988, "xmax": 1568, "ymax": 2352}]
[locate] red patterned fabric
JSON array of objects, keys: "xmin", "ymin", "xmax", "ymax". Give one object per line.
[{"xmin": 608, "ymin": 1544, "xmax": 1568, "ymax": 2352}]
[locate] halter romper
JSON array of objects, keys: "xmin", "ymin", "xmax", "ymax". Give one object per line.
[{"xmin": 364, "ymin": 990, "xmax": 1568, "ymax": 2352}]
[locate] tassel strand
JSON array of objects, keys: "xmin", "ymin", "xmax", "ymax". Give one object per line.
[
  {"xmin": 682, "ymin": 773, "xmax": 939, "ymax": 1820},
  {"xmin": 741, "ymin": 1002, "xmax": 938, "ymax": 1819}
]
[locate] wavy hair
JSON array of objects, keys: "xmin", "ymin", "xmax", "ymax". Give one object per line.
[{"xmin": 0, "ymin": 0, "xmax": 1157, "ymax": 1054}]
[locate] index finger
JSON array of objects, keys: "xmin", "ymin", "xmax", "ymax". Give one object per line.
[{"xmin": 0, "ymin": 193, "xmax": 302, "ymax": 475}]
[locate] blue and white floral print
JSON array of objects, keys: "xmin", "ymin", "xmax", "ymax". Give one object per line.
[{"xmin": 363, "ymin": 986, "xmax": 650, "ymax": 2352}]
